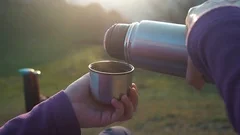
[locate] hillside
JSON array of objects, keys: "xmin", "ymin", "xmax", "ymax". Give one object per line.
[
  {"xmin": 0, "ymin": 45, "xmax": 235, "ymax": 135},
  {"xmin": 0, "ymin": 0, "xmax": 126, "ymax": 76}
]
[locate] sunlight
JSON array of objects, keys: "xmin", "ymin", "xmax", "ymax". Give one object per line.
[
  {"xmin": 65, "ymin": 0, "xmax": 151, "ymax": 21},
  {"xmin": 66, "ymin": 0, "xmax": 125, "ymax": 8}
]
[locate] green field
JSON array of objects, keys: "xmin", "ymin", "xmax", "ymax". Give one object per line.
[{"xmin": 0, "ymin": 45, "xmax": 236, "ymax": 135}]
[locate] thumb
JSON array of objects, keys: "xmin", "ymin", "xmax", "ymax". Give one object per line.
[
  {"xmin": 68, "ymin": 73, "xmax": 90, "ymax": 89},
  {"xmin": 111, "ymin": 99, "xmax": 124, "ymax": 123}
]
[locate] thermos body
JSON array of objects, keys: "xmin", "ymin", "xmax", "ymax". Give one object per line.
[
  {"xmin": 104, "ymin": 20, "xmax": 188, "ymax": 78},
  {"xmin": 124, "ymin": 21, "xmax": 187, "ymax": 77},
  {"xmin": 104, "ymin": 20, "xmax": 213, "ymax": 83}
]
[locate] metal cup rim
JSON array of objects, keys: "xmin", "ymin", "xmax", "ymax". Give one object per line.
[{"xmin": 88, "ymin": 60, "xmax": 134, "ymax": 75}]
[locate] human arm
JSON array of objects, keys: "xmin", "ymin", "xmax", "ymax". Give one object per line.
[
  {"xmin": 0, "ymin": 91, "xmax": 81, "ymax": 135},
  {"xmin": 187, "ymin": 5, "xmax": 240, "ymax": 133},
  {"xmin": 0, "ymin": 73, "xmax": 138, "ymax": 135}
]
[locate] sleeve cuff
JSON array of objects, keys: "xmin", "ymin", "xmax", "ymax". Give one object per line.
[{"xmin": 48, "ymin": 91, "xmax": 81, "ymax": 135}]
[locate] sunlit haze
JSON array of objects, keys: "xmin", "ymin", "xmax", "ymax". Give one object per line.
[
  {"xmin": 66, "ymin": 0, "xmax": 206, "ymax": 21},
  {"xmin": 66, "ymin": 0, "xmax": 155, "ymax": 21}
]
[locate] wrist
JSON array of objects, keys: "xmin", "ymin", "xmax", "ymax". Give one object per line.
[
  {"xmin": 64, "ymin": 90, "xmax": 86, "ymax": 128},
  {"xmin": 51, "ymin": 91, "xmax": 81, "ymax": 134}
]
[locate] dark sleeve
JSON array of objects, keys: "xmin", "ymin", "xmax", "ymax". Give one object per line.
[
  {"xmin": 0, "ymin": 91, "xmax": 81, "ymax": 135},
  {"xmin": 187, "ymin": 6, "xmax": 240, "ymax": 133}
]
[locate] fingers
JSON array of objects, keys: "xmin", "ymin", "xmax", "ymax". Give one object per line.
[
  {"xmin": 131, "ymin": 83, "xmax": 138, "ymax": 92},
  {"xmin": 80, "ymin": 73, "xmax": 90, "ymax": 84},
  {"xmin": 121, "ymin": 95, "xmax": 134, "ymax": 120},
  {"xmin": 111, "ymin": 83, "xmax": 139, "ymax": 123},
  {"xmin": 69, "ymin": 72, "xmax": 90, "ymax": 88},
  {"xmin": 64, "ymin": 73, "xmax": 91, "ymax": 102},
  {"xmin": 111, "ymin": 98, "xmax": 124, "ymax": 122},
  {"xmin": 186, "ymin": 58, "xmax": 205, "ymax": 90},
  {"xmin": 129, "ymin": 83, "xmax": 138, "ymax": 112}
]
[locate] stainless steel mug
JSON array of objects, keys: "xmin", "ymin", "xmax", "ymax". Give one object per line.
[
  {"xmin": 104, "ymin": 20, "xmax": 213, "ymax": 83},
  {"xmin": 89, "ymin": 60, "xmax": 134, "ymax": 104}
]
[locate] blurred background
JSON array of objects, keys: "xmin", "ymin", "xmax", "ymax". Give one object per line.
[{"xmin": 0, "ymin": 0, "xmax": 236, "ymax": 134}]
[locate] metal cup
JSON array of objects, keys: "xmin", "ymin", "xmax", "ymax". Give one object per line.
[{"xmin": 89, "ymin": 60, "xmax": 134, "ymax": 104}]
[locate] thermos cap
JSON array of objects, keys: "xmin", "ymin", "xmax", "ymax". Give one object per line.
[
  {"xmin": 104, "ymin": 23, "xmax": 130, "ymax": 60},
  {"xmin": 19, "ymin": 68, "xmax": 41, "ymax": 76}
]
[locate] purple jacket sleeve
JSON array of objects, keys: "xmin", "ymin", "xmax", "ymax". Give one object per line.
[
  {"xmin": 187, "ymin": 6, "xmax": 240, "ymax": 133},
  {"xmin": 0, "ymin": 91, "xmax": 81, "ymax": 135}
]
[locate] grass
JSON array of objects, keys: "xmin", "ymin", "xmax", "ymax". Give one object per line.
[{"xmin": 0, "ymin": 45, "xmax": 236, "ymax": 135}]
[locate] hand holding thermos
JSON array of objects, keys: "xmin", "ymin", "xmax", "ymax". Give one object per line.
[{"xmin": 185, "ymin": 0, "xmax": 240, "ymax": 89}]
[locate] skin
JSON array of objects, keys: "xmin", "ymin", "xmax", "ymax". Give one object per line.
[
  {"xmin": 64, "ymin": 73, "xmax": 138, "ymax": 128},
  {"xmin": 186, "ymin": 58, "xmax": 205, "ymax": 90}
]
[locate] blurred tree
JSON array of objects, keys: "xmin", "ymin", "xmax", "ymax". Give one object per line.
[
  {"xmin": 0, "ymin": 0, "xmax": 127, "ymax": 76},
  {"xmin": 0, "ymin": 0, "xmax": 125, "ymax": 52}
]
